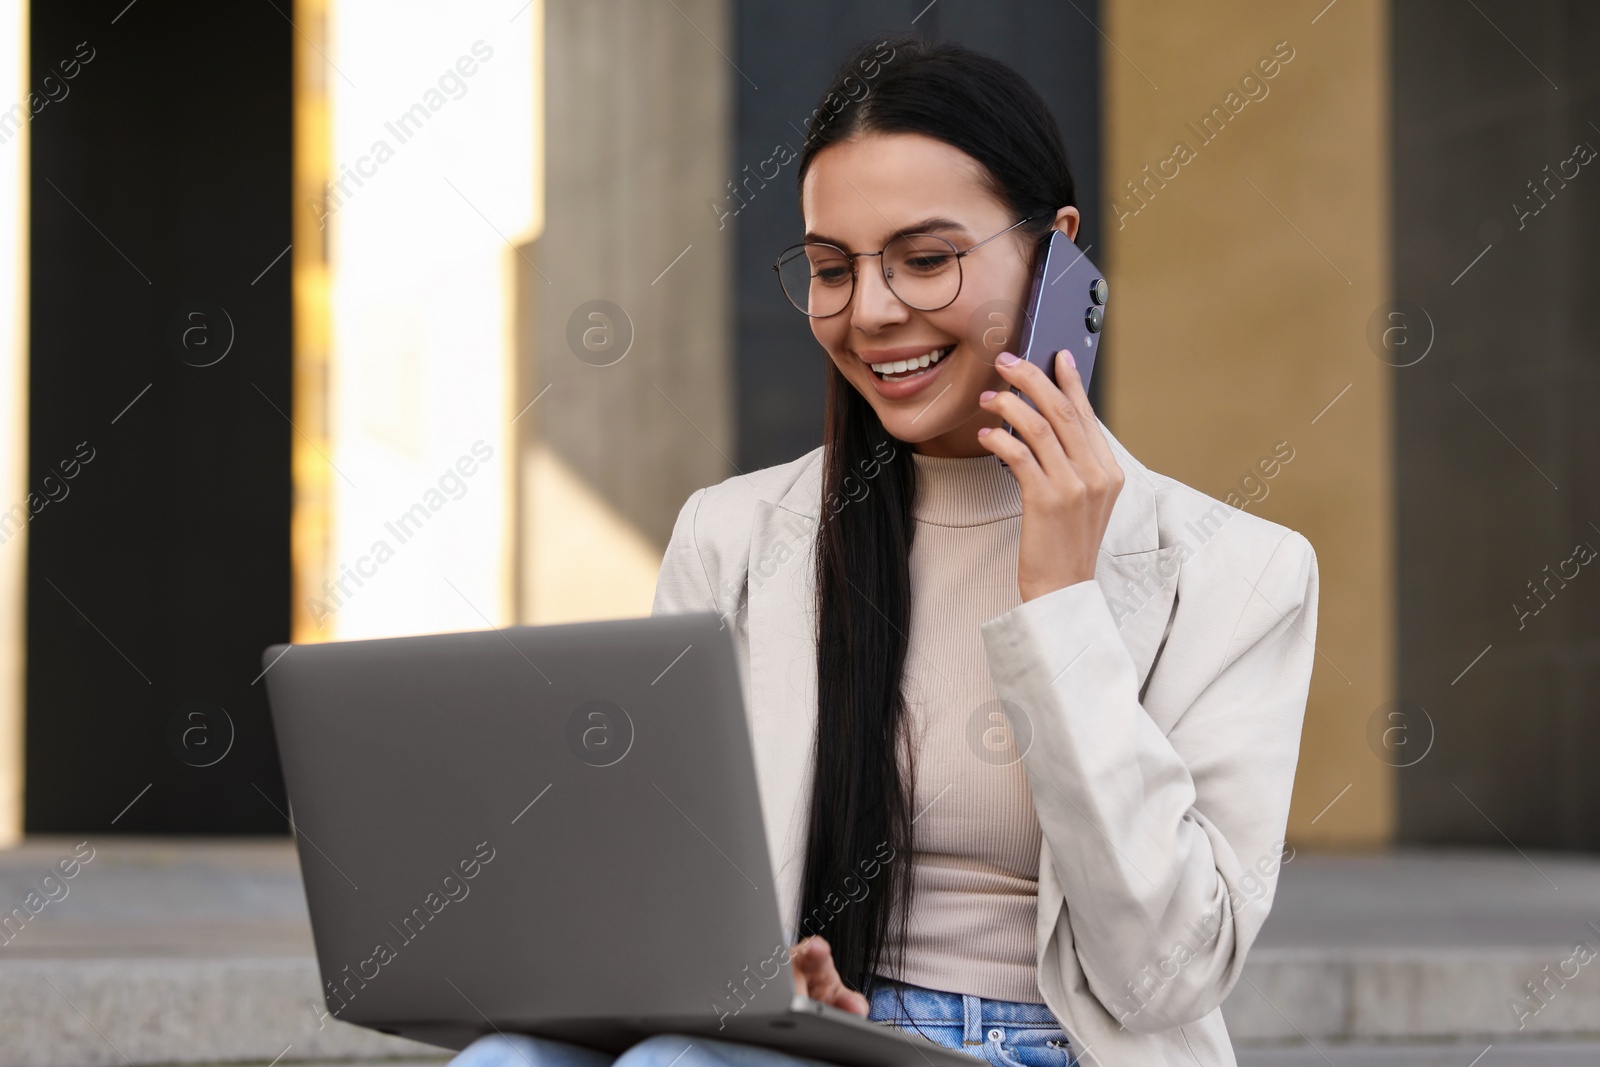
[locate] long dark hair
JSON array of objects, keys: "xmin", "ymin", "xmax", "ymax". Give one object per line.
[{"xmin": 794, "ymin": 36, "xmax": 1078, "ymax": 997}]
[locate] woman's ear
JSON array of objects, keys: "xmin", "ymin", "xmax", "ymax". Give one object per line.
[{"xmin": 1052, "ymin": 205, "xmax": 1081, "ymax": 243}]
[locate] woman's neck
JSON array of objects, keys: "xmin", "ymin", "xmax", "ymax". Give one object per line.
[{"xmin": 909, "ymin": 449, "xmax": 1022, "ymax": 527}]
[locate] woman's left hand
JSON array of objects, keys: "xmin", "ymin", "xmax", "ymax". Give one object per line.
[
  {"xmin": 789, "ymin": 936, "xmax": 869, "ymax": 1016},
  {"xmin": 975, "ymin": 349, "xmax": 1124, "ymax": 602}
]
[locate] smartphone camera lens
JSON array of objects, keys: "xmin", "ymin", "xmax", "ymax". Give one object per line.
[
  {"xmin": 1089, "ymin": 278, "xmax": 1108, "ymax": 305},
  {"xmin": 1085, "ymin": 305, "xmax": 1104, "ymax": 333}
]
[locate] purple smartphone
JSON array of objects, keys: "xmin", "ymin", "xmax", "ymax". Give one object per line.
[{"xmin": 1002, "ymin": 229, "xmax": 1107, "ymax": 439}]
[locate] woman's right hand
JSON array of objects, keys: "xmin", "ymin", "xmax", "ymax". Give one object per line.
[{"xmin": 789, "ymin": 935, "xmax": 870, "ymax": 1016}]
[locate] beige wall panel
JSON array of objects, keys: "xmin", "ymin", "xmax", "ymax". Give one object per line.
[{"xmin": 1104, "ymin": 1, "xmax": 1393, "ymax": 846}]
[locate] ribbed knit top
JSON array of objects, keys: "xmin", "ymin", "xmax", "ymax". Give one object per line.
[{"xmin": 877, "ymin": 449, "xmax": 1045, "ymax": 1003}]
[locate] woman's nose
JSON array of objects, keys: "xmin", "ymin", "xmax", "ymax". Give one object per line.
[{"xmin": 849, "ymin": 260, "xmax": 910, "ymax": 332}]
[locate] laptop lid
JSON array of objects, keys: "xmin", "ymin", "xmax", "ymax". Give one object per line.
[{"xmin": 263, "ymin": 612, "xmax": 795, "ymax": 1049}]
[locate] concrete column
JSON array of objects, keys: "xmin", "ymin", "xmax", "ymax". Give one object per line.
[{"xmin": 520, "ymin": 0, "xmax": 733, "ymax": 623}]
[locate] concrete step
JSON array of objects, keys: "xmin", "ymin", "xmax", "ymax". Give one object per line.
[
  {"xmin": 1224, "ymin": 947, "xmax": 1600, "ymax": 1044},
  {"xmin": 0, "ymin": 838, "xmax": 441, "ymax": 1067},
  {"xmin": 1236, "ymin": 1040, "xmax": 1600, "ymax": 1066},
  {"xmin": 1220, "ymin": 851, "xmax": 1600, "ymax": 1045},
  {"xmin": 0, "ymin": 958, "xmax": 446, "ymax": 1066},
  {"xmin": 2, "ymin": 840, "xmax": 1598, "ymax": 1066}
]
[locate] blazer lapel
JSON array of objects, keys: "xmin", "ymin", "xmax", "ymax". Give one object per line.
[
  {"xmin": 745, "ymin": 488, "xmax": 826, "ymax": 936},
  {"xmin": 1091, "ymin": 426, "xmax": 1182, "ymax": 695}
]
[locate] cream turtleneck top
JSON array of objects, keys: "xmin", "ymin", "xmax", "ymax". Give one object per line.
[{"xmin": 877, "ymin": 448, "xmax": 1045, "ymax": 1003}]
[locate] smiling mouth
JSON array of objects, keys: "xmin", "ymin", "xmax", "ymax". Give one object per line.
[{"xmin": 869, "ymin": 345, "xmax": 954, "ymax": 381}]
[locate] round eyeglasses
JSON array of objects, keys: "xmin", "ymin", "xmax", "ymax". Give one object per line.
[{"xmin": 772, "ymin": 215, "xmax": 1041, "ymax": 318}]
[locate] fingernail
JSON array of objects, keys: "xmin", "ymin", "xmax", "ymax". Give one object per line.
[
  {"xmin": 977, "ymin": 427, "xmax": 991, "ymax": 437},
  {"xmin": 1058, "ymin": 349, "xmax": 1075, "ymax": 368},
  {"xmin": 979, "ymin": 389, "xmax": 997, "ymax": 401},
  {"xmin": 997, "ymin": 351, "xmax": 1019, "ymax": 366}
]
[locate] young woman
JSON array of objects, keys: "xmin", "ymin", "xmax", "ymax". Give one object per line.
[{"xmin": 452, "ymin": 35, "xmax": 1317, "ymax": 1067}]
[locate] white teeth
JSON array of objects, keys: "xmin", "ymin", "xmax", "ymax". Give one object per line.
[{"xmin": 871, "ymin": 346, "xmax": 950, "ymax": 376}]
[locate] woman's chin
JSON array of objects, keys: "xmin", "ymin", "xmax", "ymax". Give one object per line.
[{"xmin": 878, "ymin": 415, "xmax": 992, "ymax": 456}]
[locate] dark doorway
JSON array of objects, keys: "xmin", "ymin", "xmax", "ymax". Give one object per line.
[
  {"xmin": 1391, "ymin": 1, "xmax": 1600, "ymax": 850},
  {"xmin": 25, "ymin": 0, "xmax": 293, "ymax": 833}
]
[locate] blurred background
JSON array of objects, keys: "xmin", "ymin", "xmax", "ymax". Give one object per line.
[{"xmin": 0, "ymin": 0, "xmax": 1596, "ymax": 1064}]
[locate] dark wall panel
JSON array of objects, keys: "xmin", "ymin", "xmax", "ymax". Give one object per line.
[
  {"xmin": 1392, "ymin": 0, "xmax": 1600, "ymax": 848},
  {"xmin": 26, "ymin": 0, "xmax": 292, "ymax": 832},
  {"xmin": 733, "ymin": 0, "xmax": 1103, "ymax": 471}
]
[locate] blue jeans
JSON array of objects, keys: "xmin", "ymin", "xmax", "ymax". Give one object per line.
[
  {"xmin": 445, "ymin": 978, "xmax": 1074, "ymax": 1067},
  {"xmin": 866, "ymin": 978, "xmax": 1076, "ymax": 1067}
]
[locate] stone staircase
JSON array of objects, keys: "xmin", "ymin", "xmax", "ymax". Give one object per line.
[{"xmin": 1, "ymin": 840, "xmax": 1596, "ymax": 1067}]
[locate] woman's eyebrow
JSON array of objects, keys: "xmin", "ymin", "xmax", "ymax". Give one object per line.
[
  {"xmin": 898, "ymin": 216, "xmax": 970, "ymax": 237},
  {"xmin": 802, "ymin": 216, "xmax": 972, "ymax": 248}
]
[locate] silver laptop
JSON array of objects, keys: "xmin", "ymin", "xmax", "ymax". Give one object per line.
[{"xmin": 262, "ymin": 612, "xmax": 976, "ymax": 1066}]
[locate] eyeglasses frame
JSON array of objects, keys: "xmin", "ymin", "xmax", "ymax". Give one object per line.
[{"xmin": 772, "ymin": 214, "xmax": 1044, "ymax": 318}]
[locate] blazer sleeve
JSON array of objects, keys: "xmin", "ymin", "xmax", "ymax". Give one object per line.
[
  {"xmin": 652, "ymin": 487, "xmax": 720, "ymax": 616},
  {"xmin": 979, "ymin": 529, "xmax": 1319, "ymax": 1033}
]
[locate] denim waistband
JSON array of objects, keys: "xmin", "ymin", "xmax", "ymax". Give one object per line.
[{"xmin": 868, "ymin": 977, "xmax": 1062, "ymax": 1042}]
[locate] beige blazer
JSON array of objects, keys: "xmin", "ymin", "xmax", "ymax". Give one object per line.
[{"xmin": 651, "ymin": 422, "xmax": 1319, "ymax": 1067}]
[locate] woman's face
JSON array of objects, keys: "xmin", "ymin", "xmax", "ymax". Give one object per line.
[{"xmin": 799, "ymin": 131, "xmax": 1079, "ymax": 457}]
